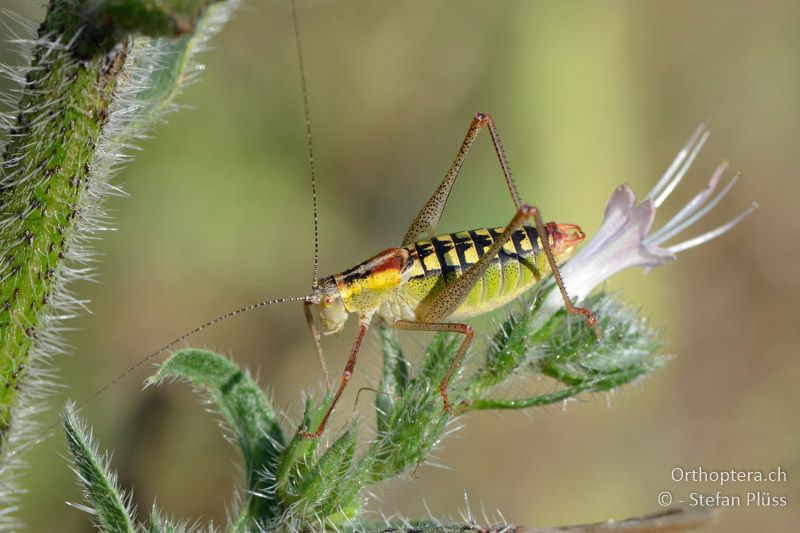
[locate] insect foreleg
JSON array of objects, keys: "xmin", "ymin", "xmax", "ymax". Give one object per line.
[
  {"xmin": 402, "ymin": 112, "xmax": 521, "ymax": 247},
  {"xmin": 392, "ymin": 320, "xmax": 473, "ymax": 412},
  {"xmin": 304, "ymin": 300, "xmax": 331, "ymax": 391},
  {"xmin": 302, "ymin": 317, "xmax": 371, "ymax": 438}
]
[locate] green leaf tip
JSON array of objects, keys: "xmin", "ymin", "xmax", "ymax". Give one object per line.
[
  {"xmin": 148, "ymin": 348, "xmax": 285, "ymax": 523},
  {"xmin": 275, "ymin": 395, "xmax": 330, "ymax": 500},
  {"xmin": 147, "ymin": 503, "xmax": 189, "ymax": 533},
  {"xmin": 272, "ymin": 393, "xmax": 364, "ymax": 528},
  {"xmin": 63, "ymin": 403, "xmax": 136, "ymax": 533},
  {"xmin": 291, "ymin": 426, "xmax": 360, "ymax": 522}
]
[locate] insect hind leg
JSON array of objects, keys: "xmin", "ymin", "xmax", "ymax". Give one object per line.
[
  {"xmin": 402, "ymin": 112, "xmax": 522, "ymax": 247},
  {"xmin": 405, "ymin": 111, "xmax": 599, "ymax": 336}
]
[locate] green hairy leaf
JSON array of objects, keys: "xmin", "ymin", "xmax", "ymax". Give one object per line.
[
  {"xmin": 148, "ymin": 348, "xmax": 285, "ymax": 525},
  {"xmin": 63, "ymin": 404, "xmax": 136, "ymax": 533}
]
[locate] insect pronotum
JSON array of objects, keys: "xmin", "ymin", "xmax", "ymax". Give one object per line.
[{"xmin": 20, "ymin": 1, "xmax": 599, "ymax": 451}]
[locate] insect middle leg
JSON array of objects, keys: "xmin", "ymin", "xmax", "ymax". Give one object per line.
[
  {"xmin": 392, "ymin": 320, "xmax": 473, "ymax": 412},
  {"xmin": 304, "ymin": 300, "xmax": 332, "ymax": 391}
]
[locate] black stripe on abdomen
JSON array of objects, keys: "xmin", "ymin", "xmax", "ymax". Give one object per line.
[
  {"xmin": 450, "ymin": 232, "xmax": 476, "ymax": 270},
  {"xmin": 523, "ymin": 225, "xmax": 542, "ymax": 254}
]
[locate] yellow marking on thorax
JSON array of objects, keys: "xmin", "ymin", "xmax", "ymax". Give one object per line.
[
  {"xmin": 336, "ymin": 269, "xmax": 403, "ymax": 314},
  {"xmin": 339, "ymin": 271, "xmax": 401, "ymax": 298}
]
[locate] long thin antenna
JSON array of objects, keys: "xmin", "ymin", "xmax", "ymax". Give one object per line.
[
  {"xmin": 291, "ymin": 0, "xmax": 320, "ymax": 290},
  {"xmin": 7, "ymin": 295, "xmax": 310, "ymax": 460},
  {"xmin": 79, "ymin": 295, "xmax": 312, "ymax": 405}
]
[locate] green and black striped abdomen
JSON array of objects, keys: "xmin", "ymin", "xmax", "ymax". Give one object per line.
[{"xmin": 400, "ymin": 225, "xmax": 550, "ymax": 319}]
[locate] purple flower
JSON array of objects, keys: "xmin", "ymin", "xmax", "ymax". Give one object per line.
[{"xmin": 538, "ymin": 125, "xmax": 757, "ymax": 323}]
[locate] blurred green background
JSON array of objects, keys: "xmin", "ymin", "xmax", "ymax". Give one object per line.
[{"xmin": 2, "ymin": 0, "xmax": 798, "ymax": 531}]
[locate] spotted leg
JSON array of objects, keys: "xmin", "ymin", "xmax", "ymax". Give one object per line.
[{"xmin": 402, "ymin": 112, "xmax": 521, "ymax": 247}]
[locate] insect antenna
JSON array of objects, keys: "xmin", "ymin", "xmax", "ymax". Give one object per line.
[
  {"xmin": 8, "ymin": 295, "xmax": 312, "ymax": 459},
  {"xmin": 77, "ymin": 295, "xmax": 313, "ymax": 406},
  {"xmin": 290, "ymin": 0, "xmax": 320, "ymax": 291}
]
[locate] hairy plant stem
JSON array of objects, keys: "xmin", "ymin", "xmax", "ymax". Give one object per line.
[{"xmin": 0, "ymin": 0, "xmax": 219, "ymax": 454}]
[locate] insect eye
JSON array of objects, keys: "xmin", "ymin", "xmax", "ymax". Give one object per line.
[{"xmin": 324, "ymin": 297, "xmax": 333, "ymax": 304}]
